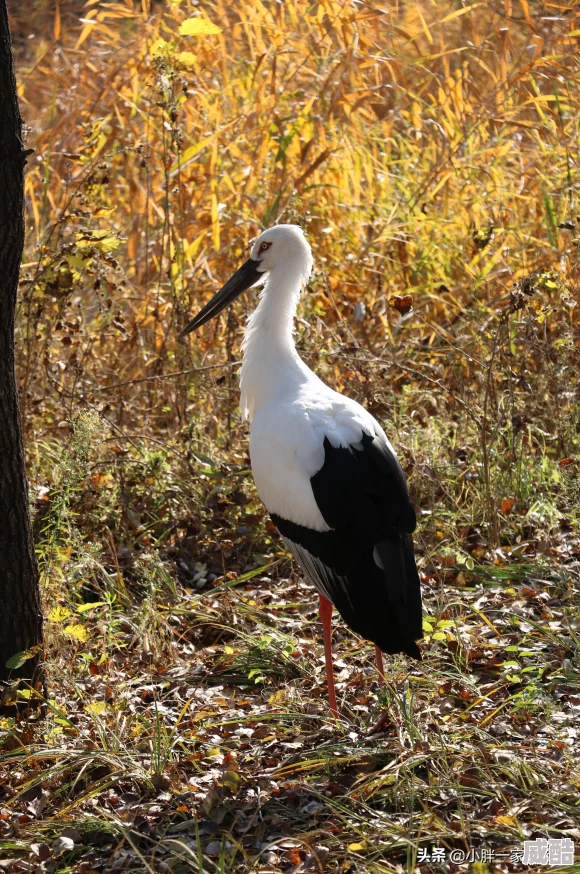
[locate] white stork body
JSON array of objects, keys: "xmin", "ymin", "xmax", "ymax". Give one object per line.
[{"xmin": 181, "ymin": 224, "xmax": 422, "ymax": 717}]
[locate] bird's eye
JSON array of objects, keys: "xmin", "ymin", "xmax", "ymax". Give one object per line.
[{"xmin": 259, "ymin": 241, "xmax": 272, "ymax": 254}]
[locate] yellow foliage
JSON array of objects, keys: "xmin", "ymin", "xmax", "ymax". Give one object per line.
[
  {"xmin": 175, "ymin": 51, "xmax": 197, "ymax": 67},
  {"xmin": 48, "ymin": 607, "xmax": 72, "ymax": 623},
  {"xmin": 64, "ymin": 624, "xmax": 89, "ymax": 643},
  {"xmin": 85, "ymin": 701, "xmax": 107, "ymax": 716},
  {"xmin": 179, "ymin": 18, "xmax": 221, "ymax": 37}
]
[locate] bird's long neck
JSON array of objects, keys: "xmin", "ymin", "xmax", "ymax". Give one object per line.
[{"xmin": 240, "ymin": 267, "xmax": 309, "ymax": 420}]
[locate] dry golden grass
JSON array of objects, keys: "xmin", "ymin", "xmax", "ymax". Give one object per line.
[{"xmin": 16, "ymin": 0, "xmax": 580, "ymax": 440}]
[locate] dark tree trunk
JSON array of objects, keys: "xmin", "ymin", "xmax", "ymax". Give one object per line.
[{"xmin": 0, "ymin": 0, "xmax": 44, "ymax": 701}]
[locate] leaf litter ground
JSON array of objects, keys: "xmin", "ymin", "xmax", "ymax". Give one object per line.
[{"xmin": 1, "ymin": 537, "xmax": 579, "ymax": 873}]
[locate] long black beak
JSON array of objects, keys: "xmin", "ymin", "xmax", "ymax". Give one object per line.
[{"xmin": 179, "ymin": 258, "xmax": 263, "ymax": 338}]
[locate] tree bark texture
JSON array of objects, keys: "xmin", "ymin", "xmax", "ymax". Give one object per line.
[{"xmin": 0, "ymin": 0, "xmax": 44, "ymax": 697}]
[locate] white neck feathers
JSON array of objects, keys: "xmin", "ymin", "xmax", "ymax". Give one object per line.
[{"xmin": 239, "ymin": 261, "xmax": 310, "ymax": 420}]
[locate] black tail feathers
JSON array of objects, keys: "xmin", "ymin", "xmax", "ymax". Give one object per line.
[
  {"xmin": 323, "ymin": 534, "xmax": 422, "ymax": 660},
  {"xmin": 272, "ymin": 514, "xmax": 422, "ymax": 661}
]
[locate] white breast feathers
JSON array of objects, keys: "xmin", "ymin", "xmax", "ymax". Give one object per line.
[{"xmin": 249, "ymin": 385, "xmax": 380, "ymax": 531}]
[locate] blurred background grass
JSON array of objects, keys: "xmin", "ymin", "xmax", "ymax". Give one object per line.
[{"xmin": 15, "ymin": 0, "xmax": 580, "ymax": 549}]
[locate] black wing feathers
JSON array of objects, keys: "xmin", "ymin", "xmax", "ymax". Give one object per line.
[
  {"xmin": 355, "ymin": 433, "xmax": 416, "ymax": 533},
  {"xmin": 274, "ymin": 431, "xmax": 422, "ymax": 658}
]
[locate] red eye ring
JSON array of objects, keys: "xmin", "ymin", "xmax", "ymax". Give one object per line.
[{"xmin": 259, "ymin": 241, "xmax": 272, "ymax": 253}]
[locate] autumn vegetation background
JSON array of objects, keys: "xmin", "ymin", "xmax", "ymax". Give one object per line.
[{"xmin": 1, "ymin": 0, "xmax": 580, "ymax": 871}]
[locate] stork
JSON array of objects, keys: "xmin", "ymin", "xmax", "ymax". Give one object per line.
[{"xmin": 181, "ymin": 225, "xmax": 422, "ymax": 718}]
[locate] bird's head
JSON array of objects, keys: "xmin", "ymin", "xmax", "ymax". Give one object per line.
[
  {"xmin": 179, "ymin": 224, "xmax": 312, "ymax": 338},
  {"xmin": 249, "ymin": 224, "xmax": 313, "ymax": 281}
]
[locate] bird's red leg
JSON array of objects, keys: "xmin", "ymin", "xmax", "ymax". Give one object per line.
[
  {"xmin": 318, "ymin": 594, "xmax": 339, "ymax": 718},
  {"xmin": 375, "ymin": 645, "xmax": 385, "ymax": 685}
]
